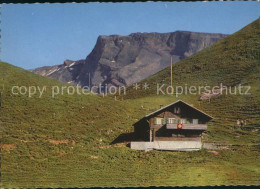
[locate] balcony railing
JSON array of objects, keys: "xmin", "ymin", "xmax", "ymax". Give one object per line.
[{"xmin": 166, "ymin": 123, "xmax": 207, "ymax": 130}]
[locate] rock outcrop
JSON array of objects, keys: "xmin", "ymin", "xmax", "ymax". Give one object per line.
[{"xmin": 32, "ymin": 31, "xmax": 227, "ymax": 90}]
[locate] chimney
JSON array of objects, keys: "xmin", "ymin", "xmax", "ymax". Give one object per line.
[{"xmin": 160, "ymin": 104, "xmax": 163, "ymax": 109}]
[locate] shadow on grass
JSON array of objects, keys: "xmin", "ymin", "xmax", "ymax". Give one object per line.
[{"xmin": 110, "ymin": 132, "xmax": 136, "ymax": 145}]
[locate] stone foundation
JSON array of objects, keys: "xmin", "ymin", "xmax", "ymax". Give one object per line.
[{"xmin": 130, "ymin": 141, "xmax": 202, "ymax": 151}]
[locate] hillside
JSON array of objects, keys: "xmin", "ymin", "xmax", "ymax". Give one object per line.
[
  {"xmin": 121, "ymin": 18, "xmax": 260, "ymax": 150},
  {"xmin": 32, "ymin": 31, "xmax": 227, "ymax": 90},
  {"xmin": 123, "ymin": 19, "xmax": 260, "ymax": 126},
  {"xmin": 1, "ymin": 19, "xmax": 260, "ymax": 188}
]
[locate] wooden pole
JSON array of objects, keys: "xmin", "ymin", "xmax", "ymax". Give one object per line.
[
  {"xmin": 170, "ymin": 56, "xmax": 173, "ymax": 94},
  {"xmin": 150, "ymin": 129, "xmax": 152, "ymax": 142},
  {"xmin": 149, "ymin": 118, "xmax": 153, "ymax": 142},
  {"xmin": 88, "ymin": 72, "xmax": 91, "ymax": 88}
]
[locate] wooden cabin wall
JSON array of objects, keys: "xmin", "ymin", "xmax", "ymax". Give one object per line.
[
  {"xmin": 133, "ymin": 119, "xmax": 150, "ymax": 141},
  {"xmin": 155, "ymin": 125, "xmax": 203, "ymax": 138},
  {"xmin": 170, "ymin": 103, "xmax": 211, "ymax": 123},
  {"xmin": 152, "ymin": 104, "xmax": 211, "ymax": 123}
]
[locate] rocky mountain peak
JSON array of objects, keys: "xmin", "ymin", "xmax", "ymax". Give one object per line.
[{"xmin": 32, "ymin": 31, "xmax": 228, "ymax": 91}]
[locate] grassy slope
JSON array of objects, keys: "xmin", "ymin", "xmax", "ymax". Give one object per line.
[
  {"xmin": 1, "ymin": 19, "xmax": 260, "ymax": 187},
  {"xmin": 123, "ymin": 19, "xmax": 260, "ymax": 144}
]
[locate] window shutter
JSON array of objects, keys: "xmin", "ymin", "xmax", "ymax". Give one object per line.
[
  {"xmin": 153, "ymin": 118, "xmax": 157, "ymax": 125},
  {"xmin": 193, "ymin": 119, "xmax": 198, "ymax": 124}
]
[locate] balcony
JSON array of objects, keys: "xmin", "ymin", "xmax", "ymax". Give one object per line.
[{"xmin": 166, "ymin": 123, "xmax": 207, "ymax": 130}]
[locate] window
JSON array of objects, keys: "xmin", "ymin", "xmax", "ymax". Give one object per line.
[
  {"xmin": 168, "ymin": 118, "xmax": 177, "ymax": 124},
  {"xmin": 186, "ymin": 119, "xmax": 192, "ymax": 124},
  {"xmin": 180, "ymin": 119, "xmax": 186, "ymax": 124},
  {"xmin": 193, "ymin": 119, "xmax": 199, "ymax": 124},
  {"xmin": 174, "ymin": 107, "xmax": 181, "ymax": 114},
  {"xmin": 154, "ymin": 118, "xmax": 163, "ymax": 125},
  {"xmin": 168, "ymin": 118, "xmax": 191, "ymax": 124}
]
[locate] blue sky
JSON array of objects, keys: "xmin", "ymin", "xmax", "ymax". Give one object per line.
[{"xmin": 1, "ymin": 2, "xmax": 259, "ymax": 69}]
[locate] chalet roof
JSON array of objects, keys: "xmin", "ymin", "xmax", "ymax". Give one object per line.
[{"xmin": 145, "ymin": 100, "xmax": 213, "ymax": 119}]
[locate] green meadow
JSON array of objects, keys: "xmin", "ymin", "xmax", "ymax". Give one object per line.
[{"xmin": 0, "ymin": 19, "xmax": 259, "ymax": 187}]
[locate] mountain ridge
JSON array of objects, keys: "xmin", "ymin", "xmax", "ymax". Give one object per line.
[{"xmin": 32, "ymin": 31, "xmax": 228, "ymax": 90}]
